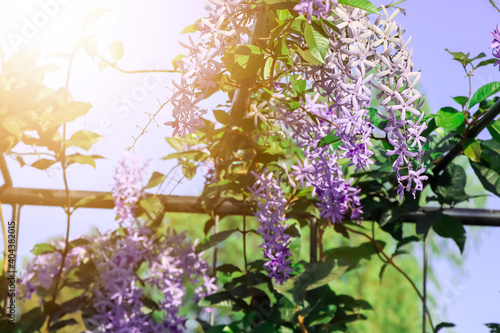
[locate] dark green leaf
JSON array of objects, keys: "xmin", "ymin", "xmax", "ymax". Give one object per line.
[
  {"xmin": 436, "ymin": 322, "xmax": 456, "ymax": 332},
  {"xmin": 49, "ymin": 319, "xmax": 78, "ymax": 331},
  {"xmin": 196, "ymin": 229, "xmax": 239, "ymax": 253},
  {"xmin": 432, "ymin": 214, "xmax": 466, "ymax": 253},
  {"xmin": 487, "ymin": 120, "xmax": 500, "ymax": 142},
  {"xmin": 476, "ymin": 58, "xmax": 498, "ymax": 69},
  {"xmin": 471, "ymin": 160, "xmax": 500, "ymax": 197}
]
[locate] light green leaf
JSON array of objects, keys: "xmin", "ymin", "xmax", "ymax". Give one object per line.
[
  {"xmin": 339, "ymin": 0, "xmax": 378, "ymax": 13},
  {"xmin": 145, "ymin": 171, "xmax": 166, "ymax": 189},
  {"xmin": 31, "ymin": 243, "xmax": 58, "ymax": 255},
  {"xmin": 463, "ymin": 140, "xmax": 481, "ymax": 162},
  {"xmin": 435, "ymin": 107, "xmax": 464, "ymax": 130},
  {"xmin": 31, "ymin": 159, "xmax": 57, "ymax": 170},
  {"xmin": 110, "ymin": 41, "xmax": 125, "ymax": 62},
  {"xmin": 66, "ymin": 130, "xmax": 102, "ymax": 151},
  {"xmin": 67, "ymin": 154, "xmax": 104, "ymax": 168},
  {"xmin": 469, "ymin": 81, "xmax": 500, "ymax": 108},
  {"xmin": 304, "ymin": 22, "xmax": 329, "ymax": 64}
]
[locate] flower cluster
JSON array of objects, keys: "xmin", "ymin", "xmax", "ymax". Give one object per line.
[
  {"xmin": 296, "ymin": 5, "xmax": 427, "ymax": 199},
  {"xmin": 19, "ymin": 156, "xmax": 216, "ymax": 332},
  {"xmin": 248, "ymin": 170, "xmax": 293, "ymax": 284},
  {"xmin": 166, "ymin": 0, "xmax": 249, "ymax": 137},
  {"xmin": 279, "ymin": 94, "xmax": 364, "ymax": 223},
  {"xmin": 18, "ymin": 239, "xmax": 86, "ymax": 302},
  {"xmin": 490, "ymin": 24, "xmax": 500, "ymax": 68},
  {"xmin": 112, "ymin": 155, "xmax": 150, "ymax": 225}
]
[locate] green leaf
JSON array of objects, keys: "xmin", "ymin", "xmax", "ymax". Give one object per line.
[
  {"xmin": 171, "ymin": 54, "xmax": 185, "ymax": 70},
  {"xmin": 368, "ymin": 107, "xmax": 386, "ymax": 129},
  {"xmin": 416, "ymin": 210, "xmax": 441, "ymax": 237},
  {"xmin": 67, "ymin": 153, "xmax": 104, "ymax": 168},
  {"xmin": 49, "ymin": 319, "xmax": 78, "ymax": 331},
  {"xmin": 74, "ymin": 194, "xmax": 113, "ymax": 208},
  {"xmin": 48, "ymin": 101, "xmax": 93, "ymax": 125},
  {"xmin": 487, "ymin": 120, "xmax": 500, "ymax": 142},
  {"xmin": 318, "ymin": 132, "xmax": 341, "ymax": 148},
  {"xmin": 469, "ymin": 81, "xmax": 500, "ymax": 108},
  {"xmin": 165, "ymin": 137, "xmax": 187, "ymax": 152},
  {"xmin": 436, "ymin": 322, "xmax": 456, "ymax": 332},
  {"xmin": 223, "ymin": 45, "xmax": 265, "ymax": 82},
  {"xmin": 68, "ymin": 238, "xmax": 90, "ymax": 250},
  {"xmin": 431, "ymin": 164, "xmax": 470, "ymax": 205},
  {"xmin": 279, "ymin": 260, "xmax": 348, "ymax": 304},
  {"xmin": 66, "ymin": 130, "xmax": 102, "ymax": 151},
  {"xmin": 31, "ymin": 243, "xmax": 58, "ymax": 255},
  {"xmin": 445, "ymin": 49, "xmax": 472, "ymax": 66},
  {"xmin": 196, "ymin": 229, "xmax": 239, "ymax": 253},
  {"xmin": 463, "ymin": 139, "xmax": 481, "ymax": 162},
  {"xmin": 31, "ymin": 159, "xmax": 56, "ymax": 170},
  {"xmin": 451, "ymin": 96, "xmax": 469, "ymax": 107},
  {"xmin": 181, "ymin": 19, "xmax": 201, "ymax": 34},
  {"xmin": 213, "ymin": 110, "xmax": 231, "ymax": 125},
  {"xmin": 110, "ymin": 41, "xmax": 125, "ymax": 62},
  {"xmin": 471, "ymin": 161, "xmax": 500, "ymax": 197},
  {"xmin": 432, "ymin": 214, "xmax": 466, "ymax": 253},
  {"xmin": 338, "ymin": 0, "xmax": 378, "ymax": 13},
  {"xmin": 476, "ymin": 58, "xmax": 498, "ymax": 69},
  {"xmin": 139, "ymin": 196, "xmax": 163, "ymax": 218},
  {"xmin": 435, "ymin": 107, "xmax": 464, "ymax": 130},
  {"xmin": 304, "ymin": 22, "xmax": 329, "ymax": 64},
  {"xmin": 145, "ymin": 172, "xmax": 166, "ymax": 189}
]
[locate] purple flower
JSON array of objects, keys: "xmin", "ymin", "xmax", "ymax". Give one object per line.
[
  {"xmin": 490, "ymin": 24, "xmax": 500, "ymax": 68},
  {"xmin": 249, "ymin": 170, "xmax": 293, "ymax": 284}
]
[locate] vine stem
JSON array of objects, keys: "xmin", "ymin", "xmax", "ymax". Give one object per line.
[
  {"xmin": 44, "ymin": 43, "xmax": 77, "ymax": 332},
  {"xmin": 344, "ymin": 225, "xmax": 436, "ymax": 333}
]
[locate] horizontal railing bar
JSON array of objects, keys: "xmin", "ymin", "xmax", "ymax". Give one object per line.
[{"xmin": 0, "ymin": 187, "xmax": 499, "ymax": 227}]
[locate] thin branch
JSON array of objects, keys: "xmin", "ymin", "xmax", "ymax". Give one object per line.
[
  {"xmin": 127, "ymin": 98, "xmax": 171, "ymax": 152},
  {"xmin": 96, "ymin": 53, "xmax": 181, "ymax": 74}
]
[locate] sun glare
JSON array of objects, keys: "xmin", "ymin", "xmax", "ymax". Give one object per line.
[{"xmin": 0, "ymin": 0, "xmax": 115, "ymax": 58}]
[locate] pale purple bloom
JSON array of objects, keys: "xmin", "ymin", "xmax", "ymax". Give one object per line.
[{"xmin": 490, "ymin": 24, "xmax": 500, "ymax": 68}]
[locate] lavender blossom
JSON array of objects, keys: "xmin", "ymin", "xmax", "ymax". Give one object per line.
[
  {"xmin": 490, "ymin": 24, "xmax": 500, "ymax": 68},
  {"xmin": 248, "ymin": 170, "xmax": 293, "ymax": 284},
  {"xmin": 294, "ymin": 0, "xmax": 339, "ymax": 23}
]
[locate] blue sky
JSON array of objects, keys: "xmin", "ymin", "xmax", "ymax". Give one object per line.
[{"xmin": 0, "ymin": 0, "xmax": 499, "ymax": 331}]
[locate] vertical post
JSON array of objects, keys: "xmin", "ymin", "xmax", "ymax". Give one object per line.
[
  {"xmin": 310, "ymin": 217, "xmax": 317, "ymax": 263},
  {"xmin": 210, "ymin": 214, "xmax": 220, "ymax": 326},
  {"xmin": 423, "ymin": 234, "xmax": 428, "ymax": 333}
]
